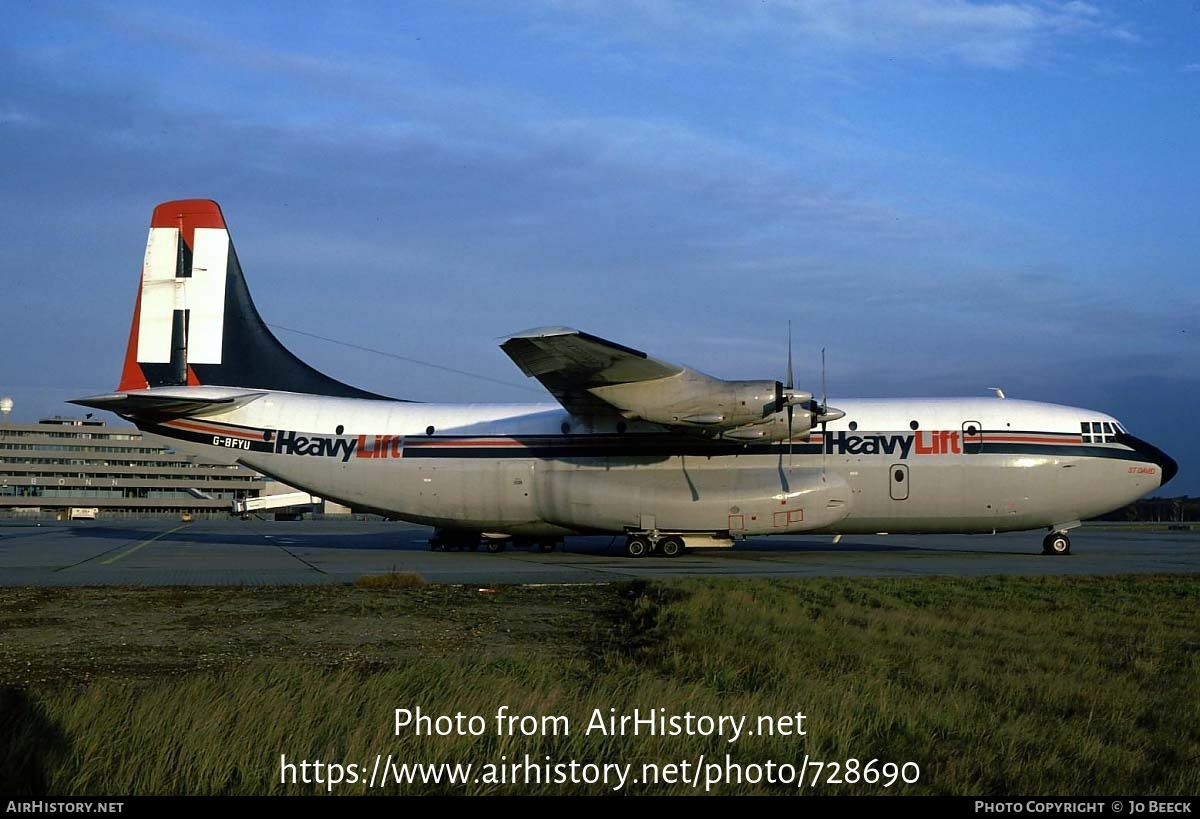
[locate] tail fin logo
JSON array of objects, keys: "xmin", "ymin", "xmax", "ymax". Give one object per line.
[
  {"xmin": 137, "ymin": 225, "xmax": 228, "ymax": 366},
  {"xmin": 117, "ymin": 199, "xmax": 390, "ymax": 400},
  {"xmin": 119, "ymin": 199, "xmax": 230, "ymax": 391}
]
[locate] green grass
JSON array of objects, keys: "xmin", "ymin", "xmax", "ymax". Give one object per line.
[{"xmin": 1, "ymin": 576, "xmax": 1197, "ymax": 795}]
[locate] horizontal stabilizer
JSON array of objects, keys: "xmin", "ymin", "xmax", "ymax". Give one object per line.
[{"xmin": 71, "ymin": 389, "xmax": 265, "ymax": 419}]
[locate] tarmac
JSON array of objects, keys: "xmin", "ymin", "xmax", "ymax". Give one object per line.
[{"xmin": 0, "ymin": 518, "xmax": 1197, "ymax": 586}]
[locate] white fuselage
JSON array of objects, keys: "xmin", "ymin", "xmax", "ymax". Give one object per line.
[{"xmin": 134, "ymin": 390, "xmax": 1164, "ymax": 538}]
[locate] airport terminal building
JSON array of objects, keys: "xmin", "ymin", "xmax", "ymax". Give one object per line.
[{"xmin": 0, "ymin": 416, "xmax": 265, "ymax": 518}]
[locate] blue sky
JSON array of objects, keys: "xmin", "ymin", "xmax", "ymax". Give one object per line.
[{"xmin": 1, "ymin": 1, "xmax": 1196, "ymax": 494}]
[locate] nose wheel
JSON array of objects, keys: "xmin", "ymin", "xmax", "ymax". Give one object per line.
[{"xmin": 1042, "ymin": 532, "xmax": 1071, "ymax": 555}]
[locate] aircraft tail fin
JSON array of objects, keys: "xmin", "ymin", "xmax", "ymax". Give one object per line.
[{"xmin": 117, "ymin": 199, "xmax": 386, "ymax": 399}]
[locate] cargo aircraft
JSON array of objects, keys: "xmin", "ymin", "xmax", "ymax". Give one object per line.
[{"xmin": 74, "ymin": 200, "xmax": 1177, "ymax": 557}]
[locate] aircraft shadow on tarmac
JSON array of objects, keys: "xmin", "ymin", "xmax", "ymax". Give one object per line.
[
  {"xmin": 766, "ymin": 540, "xmax": 1046, "ymax": 558},
  {"xmin": 65, "ymin": 526, "xmax": 274, "ymax": 547},
  {"xmin": 746, "ymin": 540, "xmax": 918, "ymax": 554},
  {"xmin": 64, "ymin": 525, "xmax": 431, "ymax": 552},
  {"xmin": 404, "ymin": 538, "xmax": 928, "ymax": 557},
  {"xmin": 58, "ymin": 525, "xmax": 1050, "ymax": 558}
]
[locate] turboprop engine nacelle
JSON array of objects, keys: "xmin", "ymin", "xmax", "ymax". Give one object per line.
[
  {"xmin": 589, "ymin": 372, "xmax": 814, "ymax": 432},
  {"xmin": 722, "ymin": 407, "xmax": 816, "ymax": 441}
]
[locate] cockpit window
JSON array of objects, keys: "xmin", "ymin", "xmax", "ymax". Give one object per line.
[{"xmin": 1081, "ymin": 421, "xmax": 1118, "ymax": 444}]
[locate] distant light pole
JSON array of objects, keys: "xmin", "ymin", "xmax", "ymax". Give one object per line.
[{"xmin": 0, "ymin": 396, "xmax": 11, "ymax": 426}]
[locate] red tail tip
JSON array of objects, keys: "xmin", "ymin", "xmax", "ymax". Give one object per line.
[{"xmin": 150, "ymin": 199, "xmax": 226, "ymax": 230}]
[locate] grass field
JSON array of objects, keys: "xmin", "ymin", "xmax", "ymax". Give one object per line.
[{"xmin": 1, "ymin": 575, "xmax": 1197, "ymax": 795}]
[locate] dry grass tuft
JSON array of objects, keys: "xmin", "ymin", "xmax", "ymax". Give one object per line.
[{"xmin": 352, "ymin": 572, "xmax": 427, "ymax": 590}]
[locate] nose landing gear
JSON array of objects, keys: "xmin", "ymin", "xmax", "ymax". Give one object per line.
[{"xmin": 1042, "ymin": 532, "xmax": 1071, "ymax": 555}]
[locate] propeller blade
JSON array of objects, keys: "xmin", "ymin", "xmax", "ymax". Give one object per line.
[
  {"xmin": 787, "ymin": 319, "xmax": 796, "ymax": 465},
  {"xmin": 820, "ymin": 347, "xmax": 827, "ymax": 481},
  {"xmin": 787, "ymin": 402, "xmax": 793, "ymax": 464},
  {"xmin": 820, "ymin": 347, "xmax": 826, "ymax": 414},
  {"xmin": 788, "ymin": 322, "xmax": 796, "ymax": 465},
  {"xmin": 787, "ymin": 321, "xmax": 794, "ymax": 392}
]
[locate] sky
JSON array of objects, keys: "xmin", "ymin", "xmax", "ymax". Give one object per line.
[{"xmin": 1, "ymin": 0, "xmax": 1197, "ymax": 494}]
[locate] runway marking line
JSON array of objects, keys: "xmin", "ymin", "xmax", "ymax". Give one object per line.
[
  {"xmin": 100, "ymin": 523, "xmax": 191, "ymax": 566},
  {"xmin": 247, "ymin": 523, "xmax": 327, "ymax": 574}
]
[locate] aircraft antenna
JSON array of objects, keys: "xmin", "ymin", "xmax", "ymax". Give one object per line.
[{"xmin": 268, "ymin": 323, "xmax": 542, "ymax": 395}]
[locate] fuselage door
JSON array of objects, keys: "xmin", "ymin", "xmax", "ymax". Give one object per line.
[
  {"xmin": 889, "ymin": 463, "xmax": 910, "ymax": 501},
  {"xmin": 504, "ymin": 460, "xmax": 537, "ymax": 521},
  {"xmin": 962, "ymin": 420, "xmax": 983, "ymax": 454}
]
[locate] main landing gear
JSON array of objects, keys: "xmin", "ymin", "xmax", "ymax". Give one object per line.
[
  {"xmin": 428, "ymin": 529, "xmax": 562, "ymax": 554},
  {"xmin": 429, "ymin": 529, "xmax": 480, "ymax": 552},
  {"xmin": 623, "ymin": 533, "xmax": 686, "ymax": 558},
  {"xmin": 1042, "ymin": 532, "xmax": 1071, "ymax": 556}
]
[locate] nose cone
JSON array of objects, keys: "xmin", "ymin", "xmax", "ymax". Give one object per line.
[{"xmin": 1118, "ymin": 433, "xmax": 1179, "ymax": 487}]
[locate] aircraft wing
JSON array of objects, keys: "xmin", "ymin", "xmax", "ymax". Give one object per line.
[
  {"xmin": 500, "ymin": 327, "xmax": 684, "ymax": 417},
  {"xmin": 501, "ymin": 327, "xmax": 828, "ymax": 439}
]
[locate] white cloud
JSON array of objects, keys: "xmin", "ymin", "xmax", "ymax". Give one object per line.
[
  {"xmin": 0, "ymin": 104, "xmax": 47, "ymax": 128},
  {"xmin": 534, "ymin": 0, "xmax": 1139, "ymax": 70}
]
